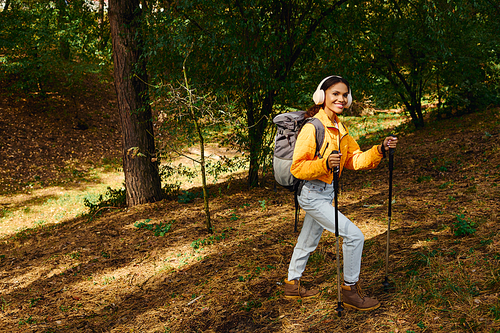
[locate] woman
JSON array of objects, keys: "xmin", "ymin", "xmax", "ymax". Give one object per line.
[{"xmin": 284, "ymin": 76, "xmax": 398, "ymax": 311}]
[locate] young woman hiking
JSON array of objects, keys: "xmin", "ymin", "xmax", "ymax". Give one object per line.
[{"xmin": 284, "ymin": 76, "xmax": 398, "ymax": 311}]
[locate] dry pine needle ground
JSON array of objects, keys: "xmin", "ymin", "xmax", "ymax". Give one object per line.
[{"xmin": 0, "ymin": 80, "xmax": 499, "ymax": 332}]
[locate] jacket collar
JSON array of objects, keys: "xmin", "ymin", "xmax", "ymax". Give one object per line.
[{"xmin": 315, "ymin": 108, "xmax": 349, "ymax": 136}]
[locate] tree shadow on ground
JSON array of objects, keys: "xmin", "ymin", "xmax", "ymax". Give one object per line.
[{"xmin": 1, "ymin": 107, "xmax": 499, "ymax": 332}]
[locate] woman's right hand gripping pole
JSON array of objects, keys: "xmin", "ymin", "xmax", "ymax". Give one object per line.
[{"xmin": 327, "ymin": 151, "xmax": 342, "ymax": 172}]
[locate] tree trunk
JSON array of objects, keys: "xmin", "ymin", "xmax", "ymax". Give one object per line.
[
  {"xmin": 109, "ymin": 0, "xmax": 163, "ymax": 207},
  {"xmin": 56, "ymin": 0, "xmax": 70, "ymax": 60},
  {"xmin": 410, "ymin": 91, "xmax": 425, "ymax": 129},
  {"xmin": 183, "ymin": 60, "xmax": 212, "ymax": 233},
  {"xmin": 247, "ymin": 91, "xmax": 274, "ymax": 188},
  {"xmin": 98, "ymin": 0, "xmax": 105, "ymax": 50}
]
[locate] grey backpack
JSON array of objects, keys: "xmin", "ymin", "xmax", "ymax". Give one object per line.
[{"xmin": 272, "ymin": 111, "xmax": 325, "ymax": 231}]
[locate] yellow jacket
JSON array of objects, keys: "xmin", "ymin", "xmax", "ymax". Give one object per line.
[{"xmin": 290, "ymin": 108, "xmax": 383, "ymax": 184}]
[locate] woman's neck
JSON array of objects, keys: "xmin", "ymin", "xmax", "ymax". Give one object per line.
[{"xmin": 324, "ymin": 107, "xmax": 337, "ymax": 123}]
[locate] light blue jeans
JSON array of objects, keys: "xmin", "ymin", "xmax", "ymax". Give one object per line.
[{"xmin": 288, "ymin": 179, "xmax": 364, "ymax": 284}]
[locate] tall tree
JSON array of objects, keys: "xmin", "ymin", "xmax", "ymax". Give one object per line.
[
  {"xmin": 98, "ymin": 0, "xmax": 105, "ymax": 50},
  {"xmin": 150, "ymin": 0, "xmax": 348, "ymax": 187},
  {"xmin": 109, "ymin": 0, "xmax": 163, "ymax": 206},
  {"xmin": 333, "ymin": 0, "xmax": 500, "ymax": 128},
  {"xmin": 56, "ymin": 0, "xmax": 70, "ymax": 60}
]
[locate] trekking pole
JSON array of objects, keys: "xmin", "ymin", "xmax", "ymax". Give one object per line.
[
  {"xmin": 383, "ymin": 136, "xmax": 396, "ymax": 290},
  {"xmin": 332, "ymin": 150, "xmax": 344, "ymax": 317}
]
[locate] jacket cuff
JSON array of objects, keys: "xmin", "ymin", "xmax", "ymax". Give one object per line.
[{"xmin": 379, "ymin": 143, "xmax": 386, "ymax": 158}]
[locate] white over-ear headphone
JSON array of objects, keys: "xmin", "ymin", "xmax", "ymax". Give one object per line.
[{"xmin": 312, "ymin": 75, "xmax": 352, "ymax": 108}]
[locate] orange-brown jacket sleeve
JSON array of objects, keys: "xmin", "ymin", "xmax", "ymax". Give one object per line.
[
  {"xmin": 290, "ymin": 123, "xmax": 329, "ymax": 180},
  {"xmin": 342, "ymin": 135, "xmax": 383, "ymax": 171}
]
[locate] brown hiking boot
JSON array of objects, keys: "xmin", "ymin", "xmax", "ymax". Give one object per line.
[
  {"xmin": 284, "ymin": 279, "xmax": 320, "ymax": 299},
  {"xmin": 342, "ymin": 281, "xmax": 380, "ymax": 311}
]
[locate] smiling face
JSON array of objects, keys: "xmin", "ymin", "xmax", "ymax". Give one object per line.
[{"xmin": 323, "ymin": 82, "xmax": 349, "ymax": 119}]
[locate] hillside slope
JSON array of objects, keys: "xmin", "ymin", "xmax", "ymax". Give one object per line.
[{"xmin": 0, "ymin": 83, "xmax": 499, "ymax": 332}]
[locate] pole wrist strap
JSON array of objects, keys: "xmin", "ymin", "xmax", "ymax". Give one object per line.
[{"xmin": 380, "ymin": 143, "xmax": 386, "ymax": 158}]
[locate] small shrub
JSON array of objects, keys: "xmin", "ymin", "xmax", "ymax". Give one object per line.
[
  {"xmin": 134, "ymin": 219, "xmax": 174, "ymax": 237},
  {"xmin": 190, "ymin": 228, "xmax": 232, "ymax": 249},
  {"xmin": 178, "ymin": 190, "xmax": 200, "ymax": 203},
  {"xmin": 241, "ymin": 299, "xmax": 262, "ymax": 312},
  {"xmin": 452, "ymin": 213, "xmax": 476, "ymax": 237},
  {"xmin": 84, "ymin": 187, "xmax": 126, "ymax": 217}
]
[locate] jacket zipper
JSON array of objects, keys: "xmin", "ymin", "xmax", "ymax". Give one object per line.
[{"xmin": 331, "ymin": 126, "xmax": 348, "ymax": 155}]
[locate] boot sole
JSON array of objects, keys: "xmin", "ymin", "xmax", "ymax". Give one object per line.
[
  {"xmin": 284, "ymin": 293, "xmax": 320, "ymax": 300},
  {"xmin": 343, "ymin": 302, "xmax": 380, "ymax": 311}
]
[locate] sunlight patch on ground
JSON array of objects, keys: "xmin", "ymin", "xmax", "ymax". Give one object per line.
[
  {"xmin": 0, "ymin": 170, "xmax": 124, "ymax": 238},
  {"xmin": 2, "ymin": 265, "xmax": 49, "ymax": 291},
  {"xmin": 163, "ymin": 143, "xmax": 247, "ymax": 190}
]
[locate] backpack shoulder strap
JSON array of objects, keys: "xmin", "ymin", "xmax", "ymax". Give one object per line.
[{"xmin": 307, "ymin": 118, "xmax": 326, "ymax": 158}]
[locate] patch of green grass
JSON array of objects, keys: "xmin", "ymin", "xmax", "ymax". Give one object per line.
[
  {"xmin": 1, "ymin": 297, "xmax": 10, "ymax": 311},
  {"xmin": 417, "ymin": 175, "xmax": 432, "ymax": 183},
  {"xmin": 100, "ymin": 157, "xmax": 122, "ymax": 172},
  {"xmin": 191, "ymin": 228, "xmax": 233, "ymax": 250},
  {"xmin": 18, "ymin": 316, "xmax": 36, "ymax": 326},
  {"xmin": 309, "ymin": 251, "xmax": 327, "ymax": 266},
  {"xmin": 438, "ymin": 181, "xmax": 454, "ymax": 189},
  {"xmin": 0, "ymin": 207, "xmax": 11, "ymax": 218},
  {"xmin": 102, "ymin": 276, "xmax": 116, "ymax": 285},
  {"xmin": 341, "ymin": 112, "xmax": 404, "ymax": 143},
  {"xmin": 490, "ymin": 304, "xmax": 500, "ymax": 320},
  {"xmin": 134, "ymin": 219, "xmax": 174, "ymax": 237},
  {"xmin": 29, "ymin": 297, "xmax": 41, "ymax": 308},
  {"xmin": 69, "ymin": 251, "xmax": 81, "ymax": 259}
]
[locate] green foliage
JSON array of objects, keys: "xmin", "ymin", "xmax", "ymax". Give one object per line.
[
  {"xmin": 0, "ymin": 0, "xmax": 111, "ymax": 92},
  {"xmin": 18, "ymin": 316, "xmax": 36, "ymax": 326},
  {"xmin": 490, "ymin": 304, "xmax": 500, "ymax": 320},
  {"xmin": 0, "ymin": 297, "xmax": 9, "ymax": 311},
  {"xmin": 177, "ymin": 190, "xmax": 200, "ymax": 204},
  {"xmin": 452, "ymin": 213, "xmax": 476, "ymax": 237},
  {"xmin": 417, "ymin": 176, "xmax": 432, "ymax": 183},
  {"xmin": 241, "ymin": 299, "xmax": 262, "ymax": 312},
  {"xmin": 134, "ymin": 219, "xmax": 174, "ymax": 237},
  {"xmin": 206, "ymin": 157, "xmax": 247, "ymax": 183},
  {"xmin": 29, "ymin": 297, "xmax": 41, "ymax": 308},
  {"xmin": 190, "ymin": 228, "xmax": 232, "ymax": 250},
  {"xmin": 144, "ymin": 0, "xmax": 353, "ymax": 186},
  {"xmin": 438, "ymin": 181, "xmax": 454, "ymax": 189},
  {"xmin": 417, "ymin": 322, "xmax": 427, "ymax": 330},
  {"xmin": 84, "ymin": 187, "xmax": 126, "ymax": 217},
  {"xmin": 332, "ymin": 0, "xmax": 499, "ymax": 128}
]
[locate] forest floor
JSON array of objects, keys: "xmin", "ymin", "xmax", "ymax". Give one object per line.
[{"xmin": 0, "ymin": 75, "xmax": 499, "ymax": 333}]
